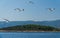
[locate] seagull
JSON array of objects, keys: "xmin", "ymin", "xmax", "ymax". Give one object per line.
[
  {"xmin": 14, "ymin": 8, "xmax": 21, "ymax": 12},
  {"xmin": 48, "ymin": 8, "xmax": 55, "ymax": 12},
  {"xmin": 3, "ymin": 19, "xmax": 9, "ymax": 23},
  {"xmin": 0, "ymin": 18, "xmax": 9, "ymax": 23},
  {"xmin": 29, "ymin": 1, "xmax": 34, "ymax": 4},
  {"xmin": 14, "ymin": 8, "xmax": 24, "ymax": 12}
]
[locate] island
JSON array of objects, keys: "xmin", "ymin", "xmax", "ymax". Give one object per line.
[{"xmin": 0, "ymin": 24, "xmax": 60, "ymax": 32}]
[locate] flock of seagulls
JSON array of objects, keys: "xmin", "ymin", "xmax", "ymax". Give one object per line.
[
  {"xmin": 0, "ymin": 1, "xmax": 55, "ymax": 23},
  {"xmin": 14, "ymin": 1, "xmax": 34, "ymax": 13},
  {"xmin": 14, "ymin": 1, "xmax": 55, "ymax": 13}
]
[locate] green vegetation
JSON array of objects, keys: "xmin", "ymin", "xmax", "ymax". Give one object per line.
[{"xmin": 0, "ymin": 24, "xmax": 60, "ymax": 31}]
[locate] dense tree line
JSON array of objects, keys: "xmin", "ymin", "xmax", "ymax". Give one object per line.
[{"xmin": 0, "ymin": 24, "xmax": 60, "ymax": 31}]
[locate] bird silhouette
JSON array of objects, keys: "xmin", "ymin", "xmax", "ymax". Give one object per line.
[
  {"xmin": 14, "ymin": 8, "xmax": 24, "ymax": 12},
  {"xmin": 29, "ymin": 1, "xmax": 34, "ymax": 4},
  {"xmin": 0, "ymin": 18, "xmax": 9, "ymax": 23},
  {"xmin": 48, "ymin": 8, "xmax": 55, "ymax": 12},
  {"xmin": 14, "ymin": 8, "xmax": 21, "ymax": 12}
]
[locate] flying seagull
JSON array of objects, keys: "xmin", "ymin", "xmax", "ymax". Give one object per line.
[
  {"xmin": 47, "ymin": 8, "xmax": 55, "ymax": 12},
  {"xmin": 14, "ymin": 8, "xmax": 24, "ymax": 12},
  {"xmin": 3, "ymin": 19, "xmax": 9, "ymax": 23},
  {"xmin": 14, "ymin": 8, "xmax": 21, "ymax": 12},
  {"xmin": 0, "ymin": 18, "xmax": 9, "ymax": 23},
  {"xmin": 29, "ymin": 1, "xmax": 34, "ymax": 4}
]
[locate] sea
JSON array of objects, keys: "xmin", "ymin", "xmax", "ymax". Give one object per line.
[{"xmin": 0, "ymin": 32, "xmax": 60, "ymax": 38}]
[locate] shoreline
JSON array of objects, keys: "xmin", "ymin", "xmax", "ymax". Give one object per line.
[{"xmin": 0, "ymin": 30, "xmax": 60, "ymax": 32}]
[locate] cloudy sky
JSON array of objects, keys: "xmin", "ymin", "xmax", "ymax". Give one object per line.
[{"xmin": 0, "ymin": 0, "xmax": 60, "ymax": 21}]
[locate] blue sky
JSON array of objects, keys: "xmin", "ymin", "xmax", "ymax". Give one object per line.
[{"xmin": 0, "ymin": 0, "xmax": 60, "ymax": 21}]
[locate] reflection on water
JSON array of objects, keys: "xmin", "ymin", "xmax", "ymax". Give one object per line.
[{"xmin": 0, "ymin": 32, "xmax": 60, "ymax": 38}]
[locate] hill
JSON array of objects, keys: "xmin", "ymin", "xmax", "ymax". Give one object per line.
[{"xmin": 0, "ymin": 24, "xmax": 60, "ymax": 32}]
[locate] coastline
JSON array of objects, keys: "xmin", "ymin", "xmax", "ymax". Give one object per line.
[{"xmin": 0, "ymin": 30, "xmax": 60, "ymax": 32}]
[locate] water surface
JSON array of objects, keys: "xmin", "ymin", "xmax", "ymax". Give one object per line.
[{"xmin": 0, "ymin": 32, "xmax": 60, "ymax": 38}]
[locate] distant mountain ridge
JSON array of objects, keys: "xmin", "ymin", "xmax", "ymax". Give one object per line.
[{"xmin": 0, "ymin": 20, "xmax": 60, "ymax": 28}]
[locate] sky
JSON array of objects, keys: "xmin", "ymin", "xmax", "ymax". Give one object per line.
[{"xmin": 0, "ymin": 0, "xmax": 60, "ymax": 21}]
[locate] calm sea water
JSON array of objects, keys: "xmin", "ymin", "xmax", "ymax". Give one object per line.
[{"xmin": 0, "ymin": 32, "xmax": 60, "ymax": 38}]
